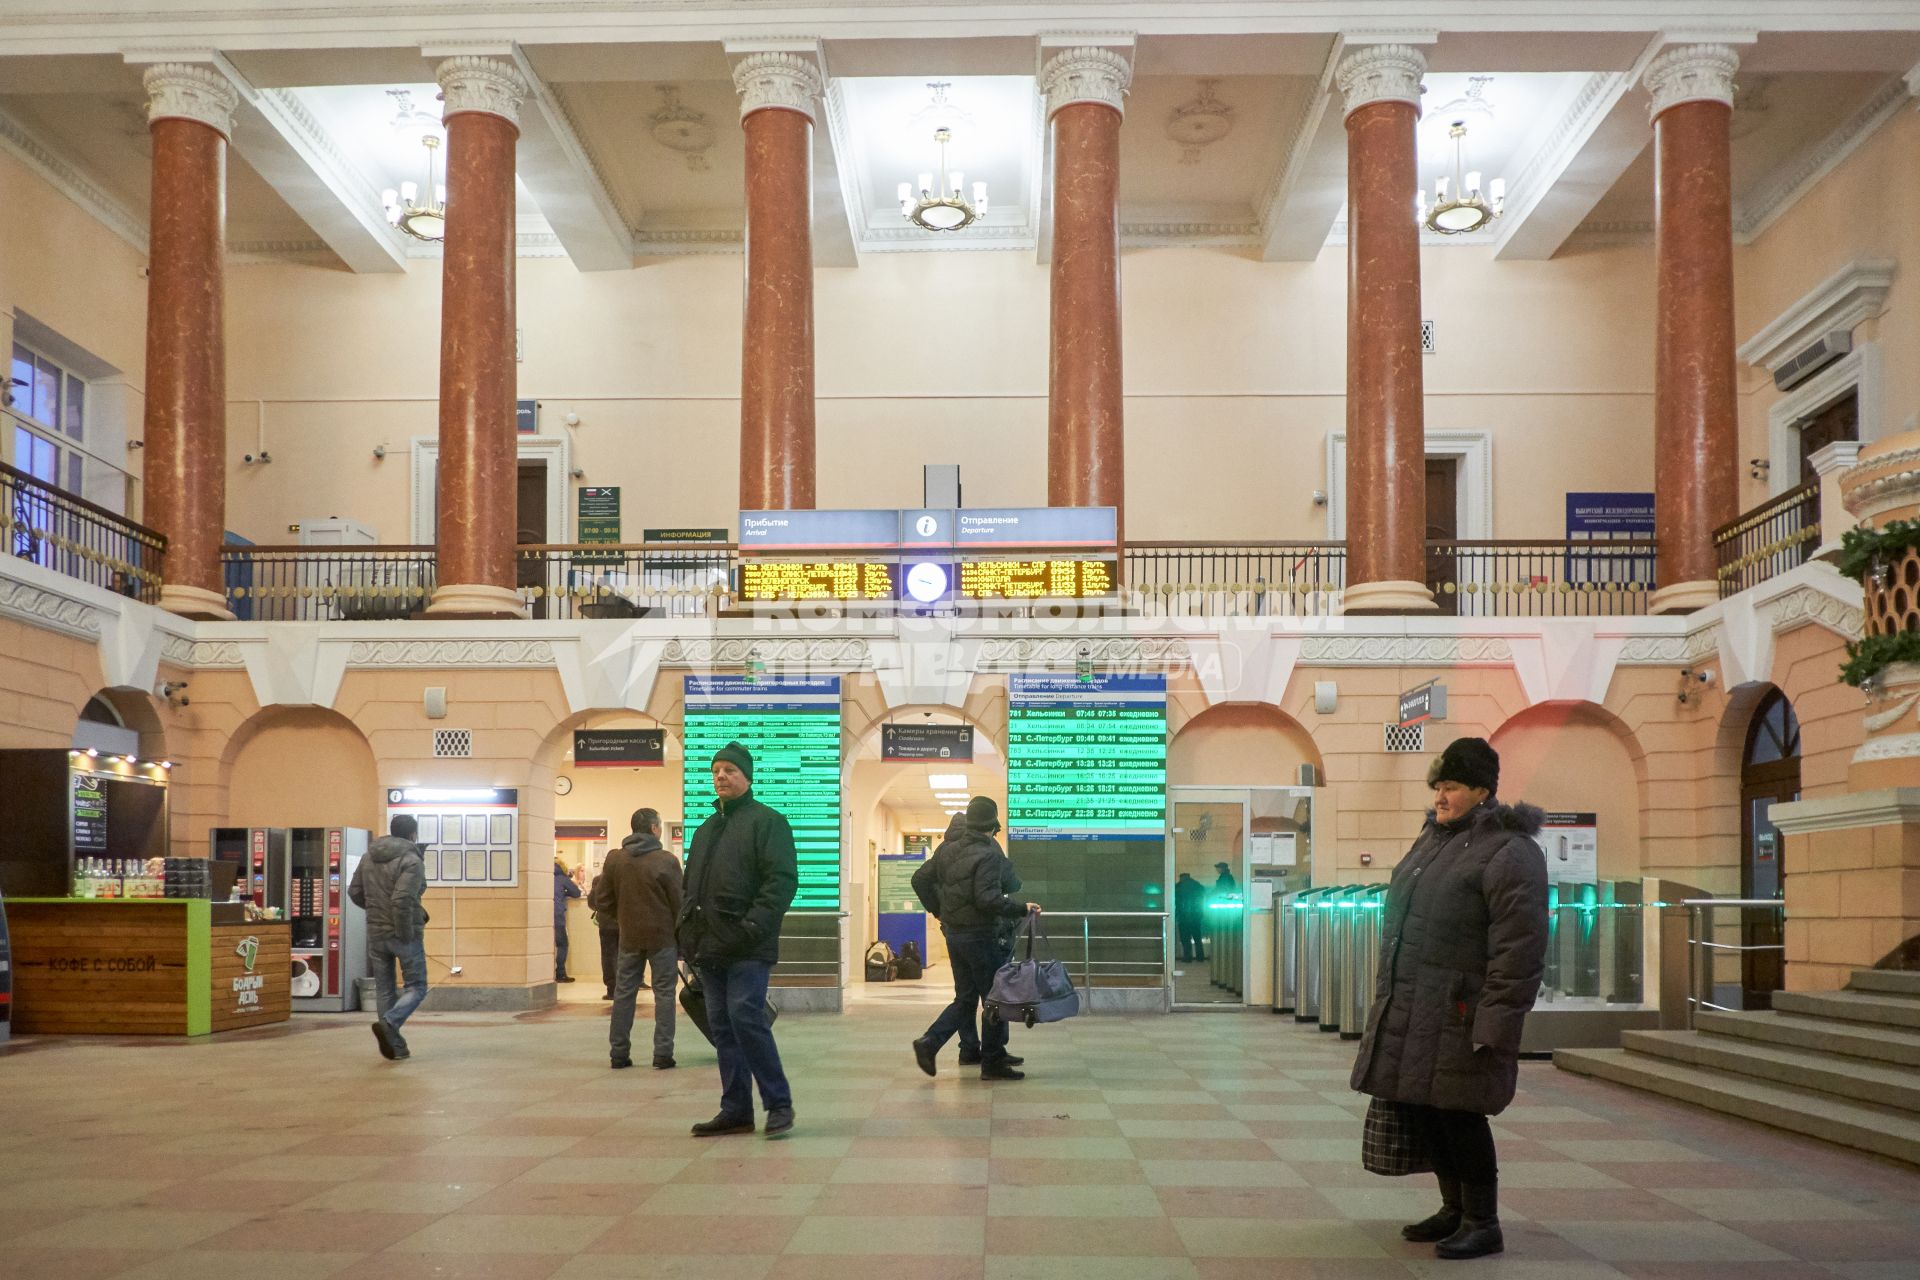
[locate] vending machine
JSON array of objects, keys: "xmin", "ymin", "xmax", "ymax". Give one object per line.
[{"xmin": 208, "ymin": 825, "xmax": 369, "ymax": 1011}]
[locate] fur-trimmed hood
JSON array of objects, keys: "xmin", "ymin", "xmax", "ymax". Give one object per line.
[{"xmin": 1423, "ymin": 798, "xmax": 1544, "ymax": 838}]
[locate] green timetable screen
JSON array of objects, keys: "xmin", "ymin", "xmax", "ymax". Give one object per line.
[
  {"xmin": 1007, "ymin": 673, "xmax": 1167, "ymax": 841},
  {"xmin": 682, "ymin": 675, "xmax": 842, "ymax": 910}
]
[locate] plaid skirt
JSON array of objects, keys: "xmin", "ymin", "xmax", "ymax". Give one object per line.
[{"xmin": 1360, "ymin": 1097, "xmax": 1433, "ymax": 1177}]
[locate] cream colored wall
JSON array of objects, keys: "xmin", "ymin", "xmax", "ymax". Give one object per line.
[
  {"xmin": 1489, "ymin": 704, "xmax": 1643, "ymax": 882},
  {"xmin": 223, "ymin": 707, "xmax": 381, "ymax": 832},
  {"xmin": 215, "ymin": 237, "xmax": 1660, "ymax": 545},
  {"xmin": 1736, "ymin": 107, "xmax": 1920, "ymax": 511}
]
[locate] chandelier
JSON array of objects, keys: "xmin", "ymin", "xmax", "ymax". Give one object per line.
[
  {"xmin": 898, "ymin": 127, "xmax": 987, "ymax": 232},
  {"xmin": 382, "ymin": 134, "xmax": 447, "ymax": 243},
  {"xmin": 1418, "ymin": 121, "xmax": 1504, "ymax": 235}
]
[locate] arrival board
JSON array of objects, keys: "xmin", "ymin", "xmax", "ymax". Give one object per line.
[
  {"xmin": 682, "ymin": 676, "xmax": 842, "ymax": 910},
  {"xmin": 1007, "ymin": 673, "xmax": 1167, "ymax": 841}
]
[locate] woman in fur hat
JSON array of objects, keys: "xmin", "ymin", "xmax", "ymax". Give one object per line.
[{"xmin": 1350, "ymin": 736, "xmax": 1550, "ymax": 1261}]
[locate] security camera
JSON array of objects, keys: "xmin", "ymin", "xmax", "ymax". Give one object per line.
[
  {"xmin": 127, "ymin": 440, "xmax": 145, "ymax": 451},
  {"xmin": 372, "ymin": 444, "xmax": 388, "ymax": 460},
  {"xmin": 569, "ymin": 467, "xmax": 584, "ymax": 480},
  {"xmin": 242, "ymin": 453, "xmax": 256, "ymax": 464},
  {"xmin": 563, "ymin": 412, "xmax": 580, "ymax": 427}
]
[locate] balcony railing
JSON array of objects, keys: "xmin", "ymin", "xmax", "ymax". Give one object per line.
[
  {"xmin": 1714, "ymin": 482, "xmax": 1819, "ymax": 598},
  {"xmin": 2, "ymin": 461, "xmax": 165, "ymax": 604},
  {"xmin": 207, "ymin": 537, "xmax": 1672, "ymax": 620},
  {"xmin": 1426, "ymin": 539, "xmax": 1657, "ymax": 617}
]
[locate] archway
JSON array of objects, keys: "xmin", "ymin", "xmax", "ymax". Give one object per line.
[
  {"xmin": 76, "ymin": 686, "xmax": 167, "ymax": 762},
  {"xmin": 223, "ymin": 707, "xmax": 380, "ymax": 832},
  {"xmin": 1489, "ymin": 701, "xmax": 1646, "ymax": 882}
]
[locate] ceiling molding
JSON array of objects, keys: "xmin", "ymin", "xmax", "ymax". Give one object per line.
[
  {"xmin": 506, "ymin": 44, "xmax": 635, "ymax": 271},
  {"xmin": 1735, "ymin": 72, "xmax": 1909, "ymax": 244},
  {"xmin": 0, "ymin": 102, "xmax": 148, "ymax": 254},
  {"xmin": 632, "ymin": 227, "xmax": 744, "ymax": 256},
  {"xmin": 816, "ymin": 75, "xmax": 864, "ymax": 268},
  {"xmin": 1256, "ymin": 34, "xmax": 1344, "ymax": 262}
]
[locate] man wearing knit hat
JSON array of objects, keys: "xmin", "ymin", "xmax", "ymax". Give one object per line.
[
  {"xmin": 910, "ymin": 795, "xmax": 1040, "ymax": 1081},
  {"xmin": 677, "ymin": 740, "xmax": 800, "ymax": 1138}
]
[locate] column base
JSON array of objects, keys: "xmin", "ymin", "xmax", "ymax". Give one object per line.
[
  {"xmin": 1341, "ymin": 579, "xmax": 1437, "ymax": 615},
  {"xmin": 158, "ymin": 583, "xmax": 236, "ymax": 622},
  {"xmin": 424, "ymin": 582, "xmax": 528, "ymax": 620},
  {"xmin": 1649, "ymin": 580, "xmax": 1718, "ymax": 615}
]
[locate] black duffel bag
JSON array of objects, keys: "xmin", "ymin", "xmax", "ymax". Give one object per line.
[{"xmin": 677, "ymin": 961, "xmax": 779, "ymax": 1046}]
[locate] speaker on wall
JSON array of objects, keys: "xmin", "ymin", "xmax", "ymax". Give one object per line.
[{"xmin": 1298, "ymin": 763, "xmax": 1319, "ymax": 788}]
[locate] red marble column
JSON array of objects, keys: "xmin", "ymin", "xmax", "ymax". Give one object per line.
[
  {"xmin": 1338, "ymin": 45, "xmax": 1434, "ymax": 614},
  {"xmin": 425, "ymin": 57, "xmax": 527, "ymax": 619},
  {"xmin": 734, "ymin": 52, "xmax": 823, "ymax": 511},
  {"xmin": 141, "ymin": 65, "xmax": 238, "ymax": 621},
  {"xmin": 1647, "ymin": 45, "xmax": 1741, "ymax": 614},
  {"xmin": 1041, "ymin": 48, "xmax": 1130, "ymax": 541}
]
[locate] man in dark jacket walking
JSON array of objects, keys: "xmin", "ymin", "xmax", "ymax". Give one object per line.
[
  {"xmin": 910, "ymin": 796, "xmax": 1038, "ymax": 1081},
  {"xmin": 593, "ymin": 807, "xmax": 684, "ymax": 1069},
  {"xmin": 678, "ymin": 741, "xmax": 799, "ymax": 1138},
  {"xmin": 347, "ymin": 815, "xmax": 428, "ymax": 1061},
  {"xmin": 554, "ymin": 858, "xmax": 582, "ymax": 983},
  {"xmin": 1174, "ymin": 872, "xmax": 1207, "ymax": 961}
]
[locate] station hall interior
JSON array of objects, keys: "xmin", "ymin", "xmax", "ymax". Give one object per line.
[{"xmin": 5, "ymin": 0, "xmax": 1920, "ymax": 1276}]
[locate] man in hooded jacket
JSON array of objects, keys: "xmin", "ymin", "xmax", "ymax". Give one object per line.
[
  {"xmin": 910, "ymin": 796, "xmax": 1038, "ymax": 1081},
  {"xmin": 348, "ymin": 815, "xmax": 428, "ymax": 1060},
  {"xmin": 593, "ymin": 807, "xmax": 684, "ymax": 1069}
]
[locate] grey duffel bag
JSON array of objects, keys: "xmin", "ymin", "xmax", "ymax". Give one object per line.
[{"xmin": 985, "ymin": 915, "xmax": 1081, "ymax": 1027}]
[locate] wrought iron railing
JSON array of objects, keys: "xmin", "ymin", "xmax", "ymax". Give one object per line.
[
  {"xmin": 1714, "ymin": 483, "xmax": 1819, "ymax": 598},
  {"xmin": 516, "ymin": 543, "xmax": 734, "ymax": 620},
  {"xmin": 221, "ymin": 545, "xmax": 436, "ymax": 621},
  {"xmin": 1, "ymin": 460, "xmax": 165, "ymax": 603},
  {"xmin": 1426, "ymin": 540, "xmax": 1657, "ymax": 616},
  {"xmin": 1123, "ymin": 542, "xmax": 1346, "ymax": 616}
]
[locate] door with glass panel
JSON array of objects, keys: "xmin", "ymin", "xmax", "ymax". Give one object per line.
[{"xmin": 1168, "ymin": 790, "xmax": 1248, "ymax": 1005}]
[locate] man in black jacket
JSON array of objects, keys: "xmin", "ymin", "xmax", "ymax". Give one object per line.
[
  {"xmin": 347, "ymin": 815, "xmax": 428, "ymax": 1061},
  {"xmin": 677, "ymin": 741, "xmax": 799, "ymax": 1138},
  {"xmin": 910, "ymin": 796, "xmax": 1039, "ymax": 1081}
]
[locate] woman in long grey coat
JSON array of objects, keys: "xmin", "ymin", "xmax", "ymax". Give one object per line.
[{"xmin": 1350, "ymin": 736, "xmax": 1549, "ymax": 1261}]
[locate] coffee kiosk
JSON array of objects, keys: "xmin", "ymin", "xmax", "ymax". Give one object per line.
[{"xmin": 0, "ymin": 749, "xmax": 291, "ymax": 1036}]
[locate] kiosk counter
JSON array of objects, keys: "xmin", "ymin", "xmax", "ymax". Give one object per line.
[{"xmin": 5, "ymin": 899, "xmax": 291, "ymax": 1036}]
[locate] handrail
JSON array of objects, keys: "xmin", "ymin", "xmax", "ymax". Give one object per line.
[
  {"xmin": 1712, "ymin": 483, "xmax": 1819, "ymax": 597},
  {"xmin": 1034, "ymin": 910, "xmax": 1169, "ymax": 1003},
  {"xmin": 1712, "ymin": 484, "xmax": 1818, "ymax": 545},
  {"xmin": 0, "ymin": 459, "xmax": 147, "ymax": 527},
  {"xmin": 3, "ymin": 461, "xmax": 166, "ymax": 603},
  {"xmin": 1683, "ymin": 898, "xmax": 1785, "ymax": 1026}
]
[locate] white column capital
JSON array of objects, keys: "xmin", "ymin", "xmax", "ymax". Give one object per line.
[
  {"xmin": 142, "ymin": 62, "xmax": 238, "ymax": 139},
  {"xmin": 1040, "ymin": 46, "xmax": 1132, "ymax": 118},
  {"xmin": 1645, "ymin": 43, "xmax": 1740, "ymax": 119},
  {"xmin": 435, "ymin": 54, "xmax": 528, "ymax": 129},
  {"xmin": 731, "ymin": 50, "xmax": 824, "ymax": 123},
  {"xmin": 1335, "ymin": 44, "xmax": 1426, "ymax": 120}
]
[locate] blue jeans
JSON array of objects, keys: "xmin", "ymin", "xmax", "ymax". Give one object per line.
[
  {"xmin": 554, "ymin": 919, "xmax": 570, "ymax": 979},
  {"xmin": 697, "ymin": 959, "xmax": 791, "ymax": 1117},
  {"xmin": 923, "ymin": 928, "xmax": 1011, "ymax": 1063},
  {"xmin": 368, "ymin": 935, "xmax": 428, "ymax": 1031}
]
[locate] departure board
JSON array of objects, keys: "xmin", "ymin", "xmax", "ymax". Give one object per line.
[
  {"xmin": 959, "ymin": 559, "xmax": 1115, "ymax": 599},
  {"xmin": 739, "ymin": 561, "xmax": 894, "ymax": 601},
  {"xmin": 1007, "ymin": 673, "xmax": 1167, "ymax": 841},
  {"xmin": 682, "ymin": 676, "xmax": 842, "ymax": 909}
]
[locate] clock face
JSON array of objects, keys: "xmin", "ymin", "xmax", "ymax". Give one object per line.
[
  {"xmin": 554, "ymin": 776, "xmax": 573, "ymax": 796},
  {"xmin": 905, "ymin": 561, "xmax": 949, "ymax": 604}
]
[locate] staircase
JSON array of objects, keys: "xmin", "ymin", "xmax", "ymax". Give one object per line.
[{"xmin": 1554, "ymin": 968, "xmax": 1920, "ymax": 1166}]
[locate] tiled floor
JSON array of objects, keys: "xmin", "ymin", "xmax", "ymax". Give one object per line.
[{"xmin": 3, "ymin": 998, "xmax": 1919, "ymax": 1279}]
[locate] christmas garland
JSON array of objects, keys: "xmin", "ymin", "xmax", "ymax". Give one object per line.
[
  {"xmin": 1841, "ymin": 633, "xmax": 1920, "ymax": 688},
  {"xmin": 1836, "ymin": 518, "xmax": 1920, "ymax": 583}
]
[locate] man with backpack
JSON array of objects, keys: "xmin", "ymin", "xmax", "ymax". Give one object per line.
[{"xmin": 910, "ymin": 796, "xmax": 1039, "ymax": 1081}]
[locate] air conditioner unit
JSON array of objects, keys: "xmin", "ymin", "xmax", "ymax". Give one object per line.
[{"xmin": 1774, "ymin": 331, "xmax": 1851, "ymax": 392}]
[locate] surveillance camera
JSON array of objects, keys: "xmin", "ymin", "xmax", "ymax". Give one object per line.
[
  {"xmin": 372, "ymin": 444, "xmax": 387, "ymax": 460},
  {"xmin": 127, "ymin": 440, "xmax": 145, "ymax": 451},
  {"xmin": 569, "ymin": 467, "xmax": 584, "ymax": 480},
  {"xmin": 1312, "ymin": 489, "xmax": 1328, "ymax": 506},
  {"xmin": 242, "ymin": 453, "xmax": 255, "ymax": 464},
  {"xmin": 563, "ymin": 412, "xmax": 580, "ymax": 427},
  {"xmin": 449, "ymin": 964, "xmax": 464, "ymax": 977}
]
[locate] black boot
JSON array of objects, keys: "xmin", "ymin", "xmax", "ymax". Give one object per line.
[
  {"xmin": 1435, "ymin": 1181, "xmax": 1503, "ymax": 1260},
  {"xmin": 1401, "ymin": 1175, "xmax": 1462, "ymax": 1242}
]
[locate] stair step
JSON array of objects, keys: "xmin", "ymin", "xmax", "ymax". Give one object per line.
[
  {"xmin": 1621, "ymin": 1030, "xmax": 1920, "ymax": 1115},
  {"xmin": 1554, "ymin": 1048, "xmax": 1920, "ymax": 1167},
  {"xmin": 1772, "ymin": 989, "xmax": 1920, "ymax": 1031},
  {"xmin": 1849, "ymin": 969, "xmax": 1920, "ymax": 998},
  {"xmin": 1695, "ymin": 1010, "xmax": 1920, "ymax": 1069}
]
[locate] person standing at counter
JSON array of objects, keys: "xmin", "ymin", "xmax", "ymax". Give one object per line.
[
  {"xmin": 554, "ymin": 857, "xmax": 582, "ymax": 984},
  {"xmin": 348, "ymin": 815, "xmax": 429, "ymax": 1061},
  {"xmin": 678, "ymin": 741, "xmax": 799, "ymax": 1139},
  {"xmin": 594, "ymin": 807, "xmax": 684, "ymax": 1070}
]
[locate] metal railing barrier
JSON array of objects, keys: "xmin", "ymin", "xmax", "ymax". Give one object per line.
[
  {"xmin": 1683, "ymin": 897, "xmax": 1786, "ymax": 1025},
  {"xmin": 3, "ymin": 461, "xmax": 165, "ymax": 603},
  {"xmin": 1713, "ymin": 483, "xmax": 1819, "ymax": 598}
]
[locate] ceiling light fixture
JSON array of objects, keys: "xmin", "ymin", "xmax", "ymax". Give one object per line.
[
  {"xmin": 899, "ymin": 127, "xmax": 987, "ymax": 232},
  {"xmin": 1418, "ymin": 121, "xmax": 1504, "ymax": 235},
  {"xmin": 382, "ymin": 134, "xmax": 447, "ymax": 243},
  {"xmin": 928, "ymin": 774, "xmax": 968, "ymax": 789}
]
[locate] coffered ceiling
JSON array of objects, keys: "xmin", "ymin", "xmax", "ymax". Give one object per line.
[{"xmin": 1, "ymin": 5, "xmax": 1917, "ymax": 272}]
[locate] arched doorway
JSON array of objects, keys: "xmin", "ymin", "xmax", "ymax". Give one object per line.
[{"xmin": 1740, "ymin": 689, "xmax": 1800, "ymax": 1008}]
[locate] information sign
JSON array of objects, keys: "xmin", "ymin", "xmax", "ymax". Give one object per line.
[
  {"xmin": 682, "ymin": 676, "xmax": 842, "ymax": 910},
  {"xmin": 959, "ymin": 558, "xmax": 1114, "ymax": 599},
  {"xmin": 1398, "ymin": 681, "xmax": 1447, "ymax": 726},
  {"xmin": 1007, "ymin": 673, "xmax": 1167, "ymax": 841},
  {"xmin": 516, "ymin": 399, "xmax": 538, "ymax": 434},
  {"xmin": 576, "ymin": 487, "xmax": 621, "ymax": 566},
  {"xmin": 1566, "ymin": 493, "xmax": 1655, "ymax": 536},
  {"xmin": 881, "ymin": 724, "xmax": 974, "ymax": 762},
  {"xmin": 739, "ymin": 509, "xmax": 901, "ymax": 549},
  {"xmin": 384, "ymin": 787, "xmax": 520, "ymax": 887},
  {"xmin": 876, "ymin": 855, "xmax": 923, "ymax": 914},
  {"xmin": 71, "ymin": 772, "xmax": 108, "ymax": 851},
  {"xmin": 573, "ymin": 729, "xmax": 665, "ymax": 768},
  {"xmin": 1536, "ymin": 812, "xmax": 1599, "ymax": 885},
  {"xmin": 644, "ymin": 528, "xmax": 729, "ymax": 543},
  {"xmin": 739, "ymin": 561, "xmax": 895, "ymax": 601}
]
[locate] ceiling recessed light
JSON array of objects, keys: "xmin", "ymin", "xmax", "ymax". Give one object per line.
[{"xmin": 928, "ymin": 774, "xmax": 968, "ymax": 789}]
